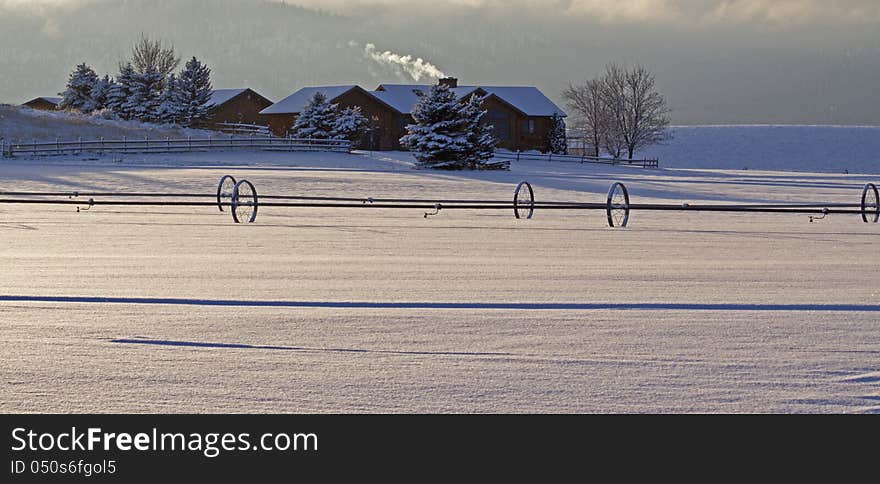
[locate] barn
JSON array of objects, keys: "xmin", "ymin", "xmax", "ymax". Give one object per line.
[
  {"xmin": 205, "ymin": 88, "xmax": 273, "ymax": 128},
  {"xmin": 22, "ymin": 97, "xmax": 62, "ymax": 111},
  {"xmin": 260, "ymin": 78, "xmax": 565, "ymax": 152}
]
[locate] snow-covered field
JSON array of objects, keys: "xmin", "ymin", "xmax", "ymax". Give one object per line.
[
  {"xmin": 1, "ymin": 150, "xmax": 878, "ymax": 413},
  {"xmin": 642, "ymin": 125, "xmax": 880, "ymax": 174}
]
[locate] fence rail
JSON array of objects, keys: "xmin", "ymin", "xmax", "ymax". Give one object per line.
[
  {"xmin": 0, "ymin": 136, "xmax": 351, "ymax": 158},
  {"xmin": 494, "ymin": 150, "xmax": 659, "ymax": 168},
  {"xmin": 212, "ymin": 122, "xmax": 271, "ymax": 137}
]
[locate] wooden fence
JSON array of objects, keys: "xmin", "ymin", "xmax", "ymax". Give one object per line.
[
  {"xmin": 494, "ymin": 150, "xmax": 659, "ymax": 168},
  {"xmin": 1, "ymin": 136, "xmax": 351, "ymax": 158}
]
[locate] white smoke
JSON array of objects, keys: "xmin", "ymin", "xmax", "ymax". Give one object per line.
[{"xmin": 361, "ymin": 42, "xmax": 446, "ymax": 82}]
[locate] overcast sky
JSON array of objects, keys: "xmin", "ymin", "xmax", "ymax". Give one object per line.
[{"xmin": 1, "ymin": 0, "xmax": 878, "ymax": 124}]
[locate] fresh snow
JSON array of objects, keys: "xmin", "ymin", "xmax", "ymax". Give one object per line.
[
  {"xmin": 0, "ymin": 104, "xmax": 227, "ymax": 143},
  {"xmin": 0, "ymin": 152, "xmax": 878, "ymax": 413}
]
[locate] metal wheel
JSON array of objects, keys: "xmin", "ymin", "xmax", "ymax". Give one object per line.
[
  {"xmin": 513, "ymin": 181, "xmax": 534, "ymax": 219},
  {"xmin": 231, "ymin": 179, "xmax": 258, "ymax": 224},
  {"xmin": 217, "ymin": 175, "xmax": 236, "ymax": 212},
  {"xmin": 606, "ymin": 182, "xmax": 630, "ymax": 228},
  {"xmin": 862, "ymin": 182, "xmax": 879, "ymax": 223}
]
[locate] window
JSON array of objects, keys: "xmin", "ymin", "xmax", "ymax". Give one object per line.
[
  {"xmin": 488, "ymin": 110, "xmax": 510, "ymax": 141},
  {"xmin": 525, "ymin": 119, "xmax": 536, "ymax": 135}
]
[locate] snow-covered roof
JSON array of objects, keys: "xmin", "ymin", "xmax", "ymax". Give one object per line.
[
  {"xmin": 260, "ymin": 85, "xmax": 358, "ymax": 115},
  {"xmin": 373, "ymin": 84, "xmax": 483, "ymax": 114},
  {"xmin": 26, "ymin": 97, "xmax": 62, "ymax": 105},
  {"xmin": 208, "ymin": 89, "xmax": 248, "ymax": 107},
  {"xmin": 479, "ymin": 87, "xmax": 565, "ymax": 117},
  {"xmin": 262, "ymin": 83, "xmax": 566, "ymax": 117},
  {"xmin": 373, "ymin": 84, "xmax": 564, "ymax": 117}
]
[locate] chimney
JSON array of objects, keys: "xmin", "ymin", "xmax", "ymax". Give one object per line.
[{"xmin": 438, "ymin": 77, "xmax": 458, "ymax": 89}]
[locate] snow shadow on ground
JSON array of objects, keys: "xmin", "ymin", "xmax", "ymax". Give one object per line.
[{"xmin": 4, "ymin": 295, "xmax": 879, "ymax": 312}]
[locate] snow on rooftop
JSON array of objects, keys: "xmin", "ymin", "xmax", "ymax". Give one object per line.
[
  {"xmin": 373, "ymin": 84, "xmax": 564, "ymax": 116},
  {"xmin": 260, "ymin": 85, "xmax": 358, "ymax": 115},
  {"xmin": 262, "ymin": 83, "xmax": 566, "ymax": 117},
  {"xmin": 207, "ymin": 89, "xmax": 248, "ymax": 108},
  {"xmin": 479, "ymin": 87, "xmax": 565, "ymax": 117},
  {"xmin": 23, "ymin": 97, "xmax": 62, "ymax": 105}
]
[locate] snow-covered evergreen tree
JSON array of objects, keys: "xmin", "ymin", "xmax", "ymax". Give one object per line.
[
  {"xmin": 125, "ymin": 68, "xmax": 164, "ymax": 122},
  {"xmin": 459, "ymin": 96, "xmax": 504, "ymax": 170},
  {"xmin": 107, "ymin": 63, "xmax": 137, "ymax": 120},
  {"xmin": 58, "ymin": 63, "xmax": 100, "ymax": 113},
  {"xmin": 177, "ymin": 56, "xmax": 212, "ymax": 126},
  {"xmin": 290, "ymin": 92, "xmax": 338, "ymax": 139},
  {"xmin": 399, "ymin": 84, "xmax": 470, "ymax": 169},
  {"xmin": 333, "ymin": 106, "xmax": 370, "ymax": 143},
  {"xmin": 90, "ymin": 75, "xmax": 113, "ymax": 112},
  {"xmin": 547, "ymin": 113, "xmax": 567, "ymax": 155},
  {"xmin": 156, "ymin": 73, "xmax": 183, "ymax": 124}
]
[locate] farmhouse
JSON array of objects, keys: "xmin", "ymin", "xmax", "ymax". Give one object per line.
[
  {"xmin": 260, "ymin": 85, "xmax": 401, "ymax": 149},
  {"xmin": 22, "ymin": 97, "xmax": 61, "ymax": 111},
  {"xmin": 260, "ymin": 78, "xmax": 565, "ymax": 151},
  {"xmin": 205, "ymin": 88, "xmax": 273, "ymax": 128}
]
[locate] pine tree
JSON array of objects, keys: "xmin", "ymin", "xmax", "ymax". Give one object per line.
[
  {"xmin": 333, "ymin": 106, "xmax": 370, "ymax": 144},
  {"xmin": 547, "ymin": 113, "xmax": 567, "ymax": 155},
  {"xmin": 126, "ymin": 68, "xmax": 164, "ymax": 122},
  {"xmin": 290, "ymin": 92, "xmax": 339, "ymax": 139},
  {"xmin": 177, "ymin": 56, "xmax": 212, "ymax": 126},
  {"xmin": 156, "ymin": 73, "xmax": 183, "ymax": 124},
  {"xmin": 399, "ymin": 84, "xmax": 469, "ymax": 169},
  {"xmin": 107, "ymin": 63, "xmax": 137, "ymax": 120},
  {"xmin": 458, "ymin": 96, "xmax": 503, "ymax": 170},
  {"xmin": 58, "ymin": 63, "xmax": 100, "ymax": 113},
  {"xmin": 90, "ymin": 75, "xmax": 113, "ymax": 112}
]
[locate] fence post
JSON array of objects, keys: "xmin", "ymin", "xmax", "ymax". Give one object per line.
[
  {"xmin": 145, "ymin": 136, "xmax": 149, "ymax": 153},
  {"xmin": 123, "ymin": 136, "xmax": 126, "ymax": 153},
  {"xmin": 548, "ymin": 153, "xmax": 552, "ymax": 163},
  {"xmin": 100, "ymin": 137, "xmax": 104, "ymax": 154},
  {"xmin": 78, "ymin": 137, "xmax": 83, "ymax": 154},
  {"xmin": 166, "ymin": 137, "xmax": 170, "ymax": 152},
  {"xmin": 188, "ymin": 137, "xmax": 192, "ymax": 151},
  {"xmin": 516, "ymin": 150, "xmax": 520, "ymax": 162},
  {"xmin": 56, "ymin": 137, "xmax": 60, "ymax": 156}
]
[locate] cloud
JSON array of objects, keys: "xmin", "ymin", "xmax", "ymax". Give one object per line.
[
  {"xmin": 286, "ymin": 0, "xmax": 880, "ymax": 25},
  {"xmin": 705, "ymin": 0, "xmax": 880, "ymax": 26},
  {"xmin": 4, "ymin": 0, "xmax": 879, "ymax": 26}
]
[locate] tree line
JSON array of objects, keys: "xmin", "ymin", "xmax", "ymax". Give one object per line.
[
  {"xmin": 563, "ymin": 63, "xmax": 670, "ymax": 159},
  {"xmin": 57, "ymin": 36, "xmax": 212, "ymax": 127}
]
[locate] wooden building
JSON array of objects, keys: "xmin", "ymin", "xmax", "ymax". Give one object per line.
[
  {"xmin": 260, "ymin": 85, "xmax": 401, "ymax": 149},
  {"xmin": 22, "ymin": 97, "xmax": 61, "ymax": 111},
  {"xmin": 206, "ymin": 89, "xmax": 273, "ymax": 127},
  {"xmin": 260, "ymin": 78, "xmax": 566, "ymax": 152}
]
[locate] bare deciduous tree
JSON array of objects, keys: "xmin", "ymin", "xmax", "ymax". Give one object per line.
[
  {"xmin": 601, "ymin": 63, "xmax": 670, "ymax": 160},
  {"xmin": 561, "ymin": 78, "xmax": 608, "ymax": 158},
  {"xmin": 129, "ymin": 34, "xmax": 180, "ymax": 77}
]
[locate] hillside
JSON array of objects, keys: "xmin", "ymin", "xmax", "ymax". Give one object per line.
[{"xmin": 0, "ymin": 104, "xmax": 223, "ymax": 143}]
